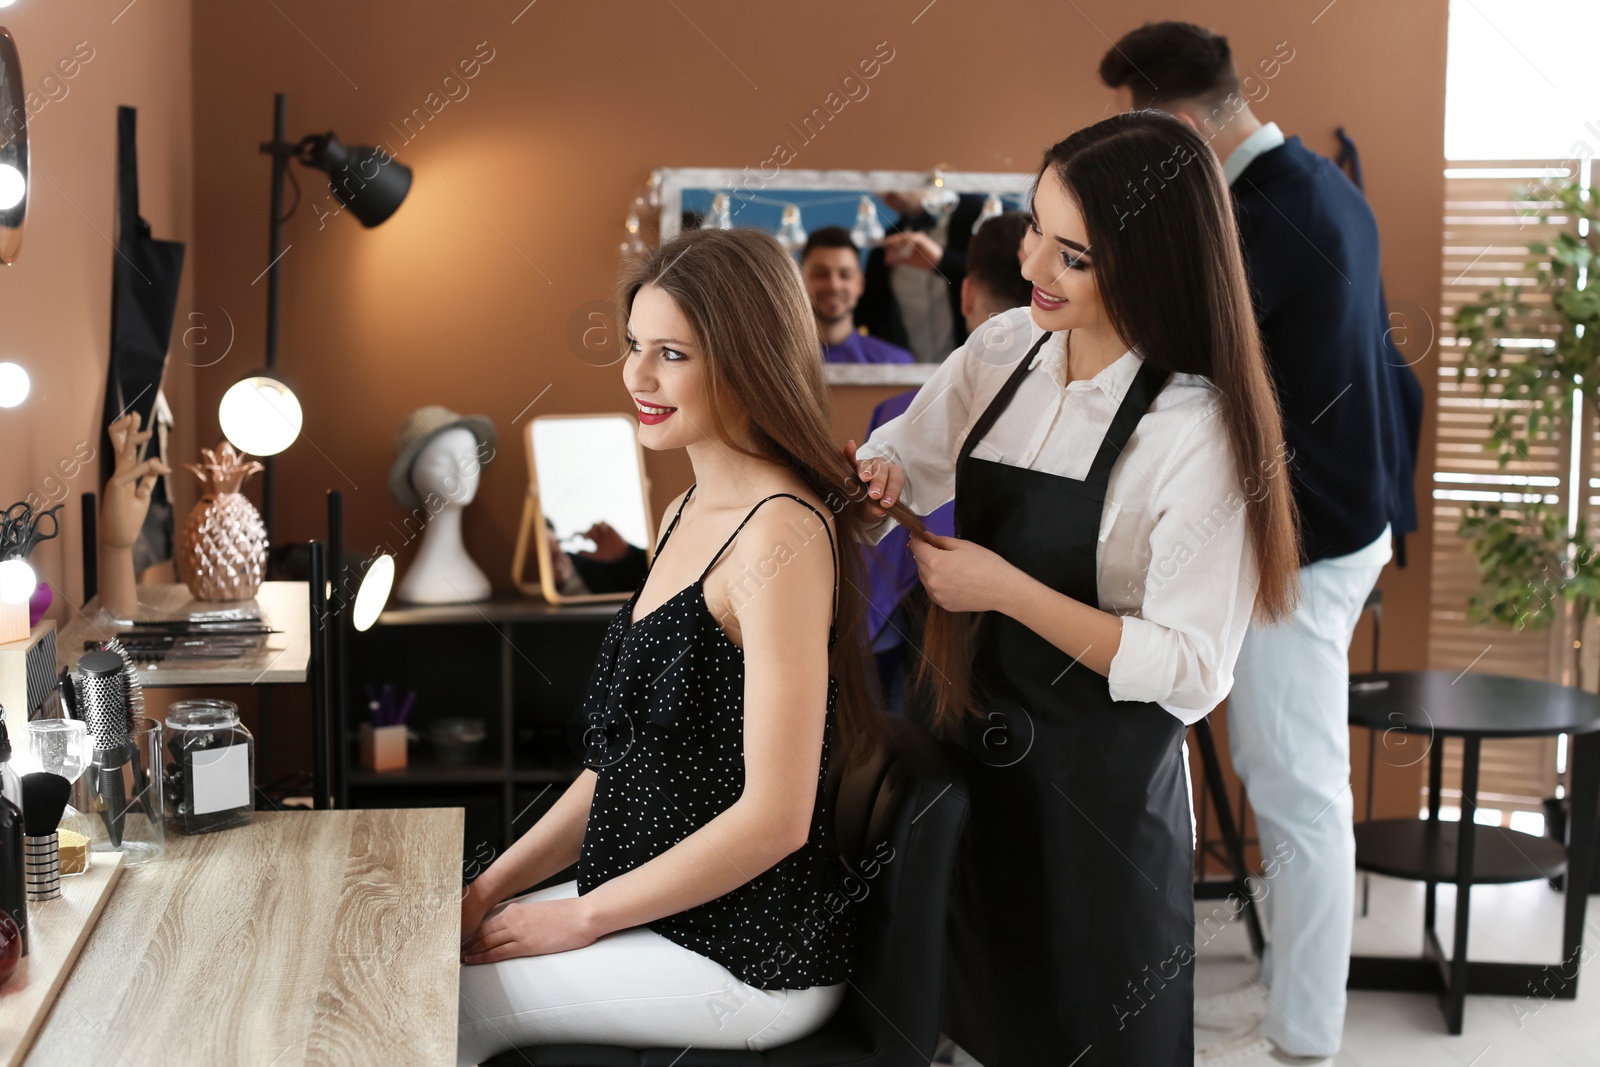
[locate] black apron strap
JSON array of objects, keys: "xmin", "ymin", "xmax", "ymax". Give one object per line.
[
  {"xmin": 956, "ymin": 330, "xmax": 1052, "ymax": 465},
  {"xmin": 1084, "ymin": 361, "xmax": 1171, "ymax": 488}
]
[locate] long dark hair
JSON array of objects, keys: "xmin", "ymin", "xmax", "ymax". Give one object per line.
[
  {"xmin": 916, "ymin": 110, "xmax": 1301, "ymax": 734},
  {"xmin": 619, "ymin": 228, "xmax": 929, "ymax": 763}
]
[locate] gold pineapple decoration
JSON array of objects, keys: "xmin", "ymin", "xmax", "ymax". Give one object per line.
[{"xmin": 177, "ymin": 442, "xmax": 269, "ymax": 600}]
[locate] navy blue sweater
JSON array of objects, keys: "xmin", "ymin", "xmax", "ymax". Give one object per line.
[{"xmin": 1232, "ymin": 136, "xmax": 1423, "ymax": 565}]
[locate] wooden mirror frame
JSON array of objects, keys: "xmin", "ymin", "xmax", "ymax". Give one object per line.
[{"xmin": 512, "ymin": 413, "xmax": 655, "ymax": 605}]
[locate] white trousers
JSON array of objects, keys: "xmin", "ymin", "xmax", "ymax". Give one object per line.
[
  {"xmin": 457, "ymin": 880, "xmax": 847, "ymax": 1067},
  {"xmin": 1226, "ymin": 526, "xmax": 1391, "ymax": 1058}
]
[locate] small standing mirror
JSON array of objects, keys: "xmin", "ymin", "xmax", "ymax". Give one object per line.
[
  {"xmin": 0, "ymin": 28, "xmax": 28, "ymax": 265},
  {"xmin": 513, "ymin": 414, "xmax": 654, "ymax": 604}
]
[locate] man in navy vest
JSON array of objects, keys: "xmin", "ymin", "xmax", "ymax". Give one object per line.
[{"xmin": 1101, "ymin": 22, "xmax": 1423, "ymax": 1067}]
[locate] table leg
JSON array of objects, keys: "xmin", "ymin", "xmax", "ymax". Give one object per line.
[
  {"xmin": 1563, "ymin": 731, "xmax": 1600, "ymax": 993},
  {"xmin": 1446, "ymin": 735, "xmax": 1482, "ymax": 1035},
  {"xmin": 1425, "ymin": 735, "xmax": 1445, "ymax": 933},
  {"xmin": 309, "ymin": 542, "xmax": 330, "ymax": 811},
  {"xmin": 1363, "ymin": 726, "xmax": 1377, "ymax": 917},
  {"xmin": 1195, "ymin": 718, "xmax": 1265, "ymax": 957}
]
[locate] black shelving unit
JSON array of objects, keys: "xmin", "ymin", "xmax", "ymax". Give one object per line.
[{"xmin": 342, "ymin": 595, "xmax": 620, "ymax": 869}]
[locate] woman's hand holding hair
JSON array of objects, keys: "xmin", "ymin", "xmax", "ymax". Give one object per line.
[
  {"xmin": 844, "ymin": 439, "xmax": 904, "ymax": 512},
  {"xmin": 909, "ymin": 533, "xmax": 1024, "ymax": 614}
]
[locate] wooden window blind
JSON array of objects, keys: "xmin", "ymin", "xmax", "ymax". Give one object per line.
[{"xmin": 1430, "ymin": 160, "xmax": 1580, "ymax": 812}]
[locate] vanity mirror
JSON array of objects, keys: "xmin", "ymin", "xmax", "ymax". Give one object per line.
[
  {"xmin": 652, "ymin": 167, "xmax": 1034, "ymax": 385},
  {"xmin": 512, "ymin": 414, "xmax": 654, "ymax": 604}
]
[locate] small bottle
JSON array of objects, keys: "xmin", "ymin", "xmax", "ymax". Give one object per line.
[
  {"xmin": 0, "ymin": 716, "xmax": 23, "ymax": 957},
  {"xmin": 0, "ymin": 713, "xmax": 21, "ymax": 817},
  {"xmin": 0, "ymin": 798, "xmax": 22, "ymax": 957}
]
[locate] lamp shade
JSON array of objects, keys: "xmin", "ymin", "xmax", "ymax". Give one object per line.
[
  {"xmin": 309, "ymin": 135, "xmax": 412, "ymax": 228},
  {"xmin": 351, "ymin": 554, "xmax": 395, "ymax": 632},
  {"xmin": 0, "ymin": 558, "xmax": 35, "ymax": 604},
  {"xmin": 219, "ymin": 373, "xmax": 303, "ymax": 457},
  {"xmin": 0, "ymin": 362, "xmax": 28, "ymax": 408}
]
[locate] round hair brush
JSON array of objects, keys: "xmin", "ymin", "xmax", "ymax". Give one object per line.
[
  {"xmin": 75, "ymin": 650, "xmax": 132, "ymax": 847},
  {"xmin": 90, "ymin": 639, "xmax": 147, "ymax": 796}
]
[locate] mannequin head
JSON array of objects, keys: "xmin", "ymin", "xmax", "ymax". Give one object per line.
[{"xmin": 410, "ymin": 426, "xmax": 481, "ymax": 509}]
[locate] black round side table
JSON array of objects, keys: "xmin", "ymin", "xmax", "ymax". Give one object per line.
[{"xmin": 1347, "ymin": 670, "xmax": 1600, "ymax": 1034}]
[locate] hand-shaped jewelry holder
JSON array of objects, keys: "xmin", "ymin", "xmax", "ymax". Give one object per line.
[{"xmin": 97, "ymin": 411, "xmax": 171, "ymax": 621}]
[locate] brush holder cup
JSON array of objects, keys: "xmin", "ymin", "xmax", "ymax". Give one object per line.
[{"xmin": 77, "ymin": 715, "xmax": 164, "ymax": 865}]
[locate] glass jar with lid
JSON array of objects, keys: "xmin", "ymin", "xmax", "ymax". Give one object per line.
[{"xmin": 163, "ymin": 699, "xmax": 254, "ymax": 834}]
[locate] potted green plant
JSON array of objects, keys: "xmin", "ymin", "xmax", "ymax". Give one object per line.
[{"xmin": 1455, "ymin": 175, "xmax": 1600, "ymax": 686}]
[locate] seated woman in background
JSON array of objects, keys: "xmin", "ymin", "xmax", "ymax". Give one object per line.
[{"xmin": 456, "ymin": 227, "xmax": 924, "ymax": 1066}]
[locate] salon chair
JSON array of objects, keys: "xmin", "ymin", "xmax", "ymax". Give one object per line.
[{"xmin": 485, "ymin": 716, "xmax": 971, "ymax": 1067}]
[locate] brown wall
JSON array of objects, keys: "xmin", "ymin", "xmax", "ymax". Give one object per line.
[
  {"xmin": 0, "ymin": 0, "xmax": 194, "ymax": 616},
  {"xmin": 174, "ymin": 1, "xmax": 1445, "ymax": 808}
]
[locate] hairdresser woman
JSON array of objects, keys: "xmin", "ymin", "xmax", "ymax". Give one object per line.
[{"xmin": 848, "ymin": 111, "xmax": 1299, "ymax": 1067}]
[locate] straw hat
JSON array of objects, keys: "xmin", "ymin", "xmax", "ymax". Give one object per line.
[{"xmin": 388, "ymin": 405, "xmax": 497, "ymax": 510}]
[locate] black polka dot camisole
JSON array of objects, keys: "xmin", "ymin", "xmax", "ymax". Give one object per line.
[{"xmin": 574, "ymin": 485, "xmax": 857, "ymax": 990}]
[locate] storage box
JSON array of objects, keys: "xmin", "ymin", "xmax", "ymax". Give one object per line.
[
  {"xmin": 0, "ymin": 620, "xmax": 57, "ymax": 720},
  {"xmin": 359, "ymin": 722, "xmax": 408, "ymax": 773}
]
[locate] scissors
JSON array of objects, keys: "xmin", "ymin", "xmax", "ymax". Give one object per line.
[{"xmin": 0, "ymin": 500, "xmax": 63, "ymax": 560}]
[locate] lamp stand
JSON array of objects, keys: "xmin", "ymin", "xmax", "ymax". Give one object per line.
[{"xmin": 259, "ymin": 91, "xmax": 292, "ymax": 544}]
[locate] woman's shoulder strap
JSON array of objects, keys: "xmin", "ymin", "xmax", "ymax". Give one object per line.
[
  {"xmin": 652, "ymin": 483, "xmax": 696, "ymax": 558},
  {"xmin": 699, "ymin": 493, "xmax": 840, "ymax": 640}
]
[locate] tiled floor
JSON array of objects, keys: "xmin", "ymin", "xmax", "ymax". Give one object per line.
[{"xmin": 1196, "ymin": 874, "xmax": 1600, "ymax": 1066}]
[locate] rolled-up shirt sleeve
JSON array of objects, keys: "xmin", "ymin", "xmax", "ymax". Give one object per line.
[
  {"xmin": 1107, "ymin": 405, "xmax": 1261, "ymax": 724},
  {"xmin": 853, "ymin": 335, "xmax": 979, "ymax": 546}
]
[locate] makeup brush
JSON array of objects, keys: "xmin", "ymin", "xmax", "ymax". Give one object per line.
[
  {"xmin": 75, "ymin": 650, "xmax": 131, "ymax": 847},
  {"xmin": 21, "ymin": 772, "xmax": 70, "ymax": 901}
]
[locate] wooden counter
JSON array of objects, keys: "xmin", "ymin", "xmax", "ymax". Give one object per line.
[
  {"xmin": 55, "ymin": 582, "xmax": 312, "ymax": 687},
  {"xmin": 24, "ymin": 808, "xmax": 464, "ymax": 1065}
]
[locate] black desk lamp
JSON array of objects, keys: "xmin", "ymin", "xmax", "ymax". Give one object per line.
[
  {"xmin": 236, "ymin": 94, "xmax": 410, "ymax": 811},
  {"xmin": 225, "ymin": 93, "xmax": 413, "ymax": 542}
]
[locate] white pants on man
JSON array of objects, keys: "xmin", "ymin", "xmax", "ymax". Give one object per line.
[{"xmin": 1226, "ymin": 525, "xmax": 1392, "ymax": 1057}]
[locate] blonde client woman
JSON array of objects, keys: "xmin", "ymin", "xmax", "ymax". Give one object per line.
[
  {"xmin": 849, "ymin": 111, "xmax": 1301, "ymax": 1066},
  {"xmin": 456, "ymin": 228, "xmax": 925, "ymax": 1065}
]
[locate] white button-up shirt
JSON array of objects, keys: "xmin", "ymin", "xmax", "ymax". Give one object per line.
[
  {"xmin": 855, "ymin": 307, "xmax": 1259, "ymax": 725},
  {"xmin": 1222, "ymin": 121, "xmax": 1285, "ymax": 186}
]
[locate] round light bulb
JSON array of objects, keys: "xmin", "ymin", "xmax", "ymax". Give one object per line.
[
  {"xmin": 218, "ymin": 375, "xmax": 303, "ymax": 456},
  {"xmin": 0, "ymin": 164, "xmax": 23, "ymax": 210},
  {"xmin": 352, "ymin": 554, "xmax": 395, "ymax": 632},
  {"xmin": 0, "ymin": 559, "xmax": 36, "ymax": 604},
  {"xmin": 851, "ymin": 196, "xmax": 886, "ymax": 249},
  {"xmin": 0, "ymin": 362, "xmax": 29, "ymax": 408}
]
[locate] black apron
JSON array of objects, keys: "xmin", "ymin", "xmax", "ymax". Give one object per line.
[{"xmin": 941, "ymin": 332, "xmax": 1194, "ymax": 1066}]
